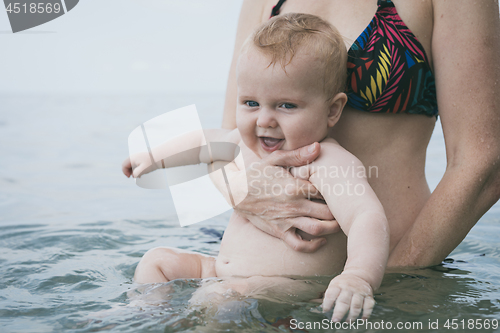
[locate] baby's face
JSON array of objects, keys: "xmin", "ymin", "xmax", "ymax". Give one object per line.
[{"xmin": 236, "ymin": 47, "xmax": 334, "ymax": 158}]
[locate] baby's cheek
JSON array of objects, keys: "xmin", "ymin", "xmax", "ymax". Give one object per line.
[
  {"xmin": 236, "ymin": 113, "xmax": 254, "ymax": 135},
  {"xmin": 238, "ymin": 127, "xmax": 259, "ymax": 154},
  {"xmin": 239, "ymin": 126, "xmax": 254, "ymax": 143}
]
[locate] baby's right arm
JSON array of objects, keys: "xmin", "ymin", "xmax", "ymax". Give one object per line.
[
  {"xmin": 122, "ymin": 129, "xmax": 241, "ymax": 178},
  {"xmin": 293, "ymin": 140, "xmax": 389, "ymax": 321}
]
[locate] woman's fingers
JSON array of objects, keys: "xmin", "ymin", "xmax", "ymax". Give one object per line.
[
  {"xmin": 248, "ymin": 216, "xmax": 339, "ymax": 252},
  {"xmin": 282, "ymin": 229, "xmax": 327, "ymax": 253},
  {"xmin": 244, "ymin": 214, "xmax": 278, "ymax": 238},
  {"xmin": 266, "ymin": 142, "xmax": 320, "ymax": 168},
  {"xmin": 244, "ymin": 215, "xmax": 337, "ymax": 253},
  {"xmin": 292, "ymin": 180, "xmax": 324, "ymax": 201},
  {"xmin": 289, "ymin": 217, "xmax": 340, "ymax": 237},
  {"xmin": 298, "ymin": 199, "xmax": 334, "ymax": 220}
]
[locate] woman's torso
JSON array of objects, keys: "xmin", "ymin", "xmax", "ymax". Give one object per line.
[{"xmin": 253, "ymin": 0, "xmax": 437, "ymax": 252}]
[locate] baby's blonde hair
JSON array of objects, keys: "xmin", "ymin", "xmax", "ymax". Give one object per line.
[{"xmin": 246, "ymin": 13, "xmax": 347, "ymax": 100}]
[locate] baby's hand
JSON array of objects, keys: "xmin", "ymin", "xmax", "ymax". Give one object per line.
[
  {"xmin": 121, "ymin": 152, "xmax": 159, "ymax": 178},
  {"xmin": 322, "ymin": 273, "xmax": 375, "ymax": 322}
]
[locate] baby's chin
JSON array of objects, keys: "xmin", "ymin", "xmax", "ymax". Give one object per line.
[
  {"xmin": 255, "ymin": 143, "xmax": 301, "ymax": 159},
  {"xmin": 244, "ymin": 137, "xmax": 305, "ymax": 158},
  {"xmin": 258, "ymin": 139, "xmax": 331, "ymax": 160}
]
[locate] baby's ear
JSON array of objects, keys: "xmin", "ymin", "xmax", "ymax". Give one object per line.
[{"xmin": 327, "ymin": 93, "xmax": 348, "ymax": 128}]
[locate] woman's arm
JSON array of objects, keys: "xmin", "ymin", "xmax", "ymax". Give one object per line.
[
  {"xmin": 388, "ymin": 0, "xmax": 500, "ymax": 267},
  {"xmin": 222, "ymin": 0, "xmax": 267, "ymax": 129}
]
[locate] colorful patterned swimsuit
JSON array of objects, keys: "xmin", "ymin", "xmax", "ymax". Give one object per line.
[{"xmin": 271, "ymin": 0, "xmax": 438, "ymax": 117}]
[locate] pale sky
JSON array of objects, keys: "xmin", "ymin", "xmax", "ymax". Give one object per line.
[{"xmin": 0, "ymin": 0, "xmax": 243, "ymax": 94}]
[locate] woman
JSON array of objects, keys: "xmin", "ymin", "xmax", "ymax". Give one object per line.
[{"xmin": 220, "ymin": 0, "xmax": 500, "ymax": 267}]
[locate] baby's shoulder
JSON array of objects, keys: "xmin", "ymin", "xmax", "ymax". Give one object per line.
[
  {"xmin": 318, "ymin": 137, "xmax": 344, "ymax": 152},
  {"xmin": 315, "ymin": 138, "xmax": 363, "ymax": 168}
]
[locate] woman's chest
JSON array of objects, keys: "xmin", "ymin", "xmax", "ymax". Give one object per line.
[{"xmin": 261, "ymin": 0, "xmax": 434, "ymax": 67}]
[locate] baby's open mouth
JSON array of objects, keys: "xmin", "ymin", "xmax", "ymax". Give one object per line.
[{"xmin": 259, "ymin": 137, "xmax": 284, "ymax": 152}]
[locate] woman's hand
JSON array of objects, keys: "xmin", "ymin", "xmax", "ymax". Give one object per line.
[{"xmin": 232, "ymin": 143, "xmax": 341, "ymax": 253}]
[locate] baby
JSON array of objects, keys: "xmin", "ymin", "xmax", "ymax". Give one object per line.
[{"xmin": 122, "ymin": 13, "xmax": 389, "ymax": 322}]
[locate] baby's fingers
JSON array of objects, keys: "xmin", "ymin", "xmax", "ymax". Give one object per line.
[
  {"xmin": 132, "ymin": 162, "xmax": 151, "ymax": 178},
  {"xmin": 361, "ymin": 296, "xmax": 375, "ymax": 319},
  {"xmin": 122, "ymin": 158, "xmax": 132, "ymax": 177},
  {"xmin": 346, "ymin": 293, "xmax": 364, "ymax": 321},
  {"xmin": 322, "ymin": 286, "xmax": 340, "ymax": 313},
  {"xmin": 331, "ymin": 290, "xmax": 353, "ymax": 322}
]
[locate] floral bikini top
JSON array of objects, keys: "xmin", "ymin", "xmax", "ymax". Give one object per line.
[{"xmin": 270, "ymin": 0, "xmax": 438, "ymax": 117}]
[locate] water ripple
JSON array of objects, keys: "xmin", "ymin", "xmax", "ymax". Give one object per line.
[{"xmin": 0, "ymin": 214, "xmax": 499, "ymax": 332}]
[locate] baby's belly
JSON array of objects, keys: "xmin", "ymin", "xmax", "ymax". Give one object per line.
[{"xmin": 216, "ymin": 212, "xmax": 347, "ymax": 278}]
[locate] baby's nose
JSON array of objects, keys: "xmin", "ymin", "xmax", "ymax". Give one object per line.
[{"xmin": 256, "ymin": 108, "xmax": 278, "ymax": 128}]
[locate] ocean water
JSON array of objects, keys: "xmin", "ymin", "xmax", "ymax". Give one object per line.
[{"xmin": 1, "ymin": 94, "xmax": 499, "ymax": 332}]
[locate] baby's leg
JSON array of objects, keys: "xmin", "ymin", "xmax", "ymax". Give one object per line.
[
  {"xmin": 190, "ymin": 276, "xmax": 327, "ymax": 307},
  {"xmin": 134, "ymin": 247, "xmax": 216, "ymax": 284}
]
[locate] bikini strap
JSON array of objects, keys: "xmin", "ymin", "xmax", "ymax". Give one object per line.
[
  {"xmin": 271, "ymin": 0, "xmax": 286, "ymax": 17},
  {"xmin": 273, "ymin": 0, "xmax": 391, "ymax": 17},
  {"xmin": 377, "ymin": 0, "xmax": 394, "ymax": 7}
]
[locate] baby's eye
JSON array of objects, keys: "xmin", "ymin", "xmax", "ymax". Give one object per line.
[
  {"xmin": 279, "ymin": 103, "xmax": 296, "ymax": 109},
  {"xmin": 245, "ymin": 101, "xmax": 259, "ymax": 107}
]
